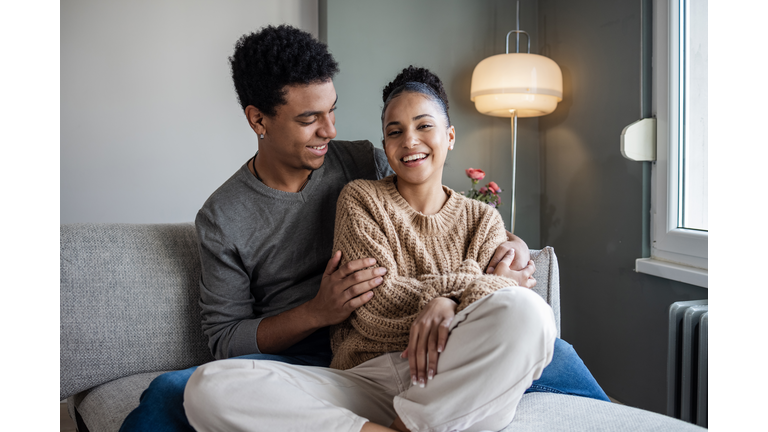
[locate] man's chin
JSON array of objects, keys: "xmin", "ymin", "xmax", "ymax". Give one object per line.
[{"xmin": 304, "ymin": 156, "xmax": 325, "ymax": 172}]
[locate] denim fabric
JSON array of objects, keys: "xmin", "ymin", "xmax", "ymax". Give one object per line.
[
  {"xmin": 119, "ymin": 329, "xmax": 333, "ymax": 432},
  {"xmin": 120, "ymin": 334, "xmax": 606, "ymax": 431},
  {"xmin": 525, "ymin": 338, "xmax": 610, "ymax": 401}
]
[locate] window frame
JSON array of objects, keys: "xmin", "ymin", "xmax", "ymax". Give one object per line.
[{"xmin": 636, "ymin": 0, "xmax": 708, "ymax": 288}]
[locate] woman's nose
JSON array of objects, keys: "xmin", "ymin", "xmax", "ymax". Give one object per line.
[{"xmin": 402, "ymin": 130, "xmax": 418, "ymax": 147}]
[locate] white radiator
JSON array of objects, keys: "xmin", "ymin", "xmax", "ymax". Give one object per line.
[{"xmin": 667, "ymin": 300, "xmax": 708, "ymax": 428}]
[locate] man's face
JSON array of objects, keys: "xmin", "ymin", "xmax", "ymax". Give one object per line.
[{"xmin": 263, "ymin": 80, "xmax": 338, "ymax": 172}]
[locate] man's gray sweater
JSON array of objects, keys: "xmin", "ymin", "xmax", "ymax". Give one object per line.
[{"xmin": 195, "ymin": 140, "xmax": 393, "ymax": 359}]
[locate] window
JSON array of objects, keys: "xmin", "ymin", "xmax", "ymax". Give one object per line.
[{"xmin": 636, "ymin": 0, "xmax": 708, "ymax": 288}]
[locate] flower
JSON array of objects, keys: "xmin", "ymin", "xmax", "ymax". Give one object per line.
[
  {"xmin": 465, "ymin": 168, "xmax": 485, "ymax": 181},
  {"xmin": 460, "ymin": 167, "xmax": 502, "ymax": 208}
]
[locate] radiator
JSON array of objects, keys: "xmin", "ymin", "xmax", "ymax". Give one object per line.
[{"xmin": 667, "ymin": 300, "xmax": 708, "ymax": 428}]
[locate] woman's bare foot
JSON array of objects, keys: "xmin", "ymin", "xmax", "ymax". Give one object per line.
[
  {"xmin": 358, "ymin": 415, "xmax": 410, "ymax": 432},
  {"xmin": 360, "ymin": 421, "xmax": 396, "ymax": 432},
  {"xmin": 390, "ymin": 416, "xmax": 410, "ymax": 432}
]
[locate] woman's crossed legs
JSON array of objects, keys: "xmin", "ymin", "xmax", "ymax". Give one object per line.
[{"xmin": 184, "ymin": 286, "xmax": 557, "ymax": 432}]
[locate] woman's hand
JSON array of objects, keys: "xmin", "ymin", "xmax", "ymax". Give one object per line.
[
  {"xmin": 492, "ymin": 249, "xmax": 537, "ymax": 288},
  {"xmin": 400, "ymin": 296, "xmax": 457, "ymax": 388}
]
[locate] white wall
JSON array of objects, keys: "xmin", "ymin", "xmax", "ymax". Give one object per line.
[{"xmin": 61, "ymin": 0, "xmax": 318, "ymax": 223}]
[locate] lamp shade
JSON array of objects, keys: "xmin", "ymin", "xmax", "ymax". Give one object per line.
[{"xmin": 470, "ymin": 53, "xmax": 563, "ymax": 118}]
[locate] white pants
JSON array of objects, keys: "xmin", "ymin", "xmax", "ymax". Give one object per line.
[{"xmin": 184, "ymin": 286, "xmax": 557, "ymax": 432}]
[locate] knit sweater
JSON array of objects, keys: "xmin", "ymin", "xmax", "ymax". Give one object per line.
[{"xmin": 329, "ymin": 175, "xmax": 517, "ymax": 370}]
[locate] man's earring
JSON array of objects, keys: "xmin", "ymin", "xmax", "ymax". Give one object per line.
[{"xmin": 260, "ymin": 133, "xmax": 265, "ymax": 139}]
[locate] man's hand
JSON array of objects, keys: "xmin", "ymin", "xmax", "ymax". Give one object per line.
[
  {"xmin": 487, "ymin": 232, "xmax": 530, "ymax": 273},
  {"xmin": 306, "ymin": 250, "xmax": 387, "ymax": 327},
  {"xmin": 400, "ymin": 297, "xmax": 456, "ymax": 389},
  {"xmin": 492, "ymin": 249, "xmax": 537, "ymax": 288}
]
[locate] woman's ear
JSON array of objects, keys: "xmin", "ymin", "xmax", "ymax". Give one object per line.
[
  {"xmin": 245, "ymin": 105, "xmax": 267, "ymax": 137},
  {"xmin": 447, "ymin": 125, "xmax": 456, "ymax": 150}
]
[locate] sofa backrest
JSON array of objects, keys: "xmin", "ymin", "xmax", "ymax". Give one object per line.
[
  {"xmin": 60, "ymin": 223, "xmax": 214, "ymax": 400},
  {"xmin": 529, "ymin": 247, "xmax": 561, "ymax": 336},
  {"xmin": 60, "ymin": 223, "xmax": 561, "ymax": 400}
]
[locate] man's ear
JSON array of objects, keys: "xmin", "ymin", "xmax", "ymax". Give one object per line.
[{"xmin": 245, "ymin": 105, "xmax": 267, "ymax": 136}]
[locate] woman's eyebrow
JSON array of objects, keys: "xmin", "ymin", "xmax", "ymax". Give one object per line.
[
  {"xmin": 385, "ymin": 113, "xmax": 434, "ymax": 128},
  {"xmin": 295, "ymin": 95, "xmax": 339, "ymax": 118}
]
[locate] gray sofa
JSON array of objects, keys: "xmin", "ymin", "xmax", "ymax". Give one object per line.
[{"xmin": 60, "ymin": 223, "xmax": 705, "ymax": 431}]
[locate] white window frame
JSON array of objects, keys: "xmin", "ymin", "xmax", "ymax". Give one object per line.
[{"xmin": 635, "ymin": 0, "xmax": 707, "ymax": 288}]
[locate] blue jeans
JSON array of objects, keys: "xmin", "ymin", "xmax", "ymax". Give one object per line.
[
  {"xmin": 525, "ymin": 338, "xmax": 610, "ymax": 401},
  {"xmin": 120, "ymin": 336, "xmax": 606, "ymax": 431}
]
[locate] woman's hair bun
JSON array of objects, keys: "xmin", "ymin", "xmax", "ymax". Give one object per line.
[{"xmin": 382, "ymin": 65, "xmax": 449, "ymax": 111}]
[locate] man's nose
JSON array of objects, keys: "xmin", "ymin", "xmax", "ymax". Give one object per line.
[{"xmin": 317, "ymin": 114, "xmax": 336, "ymax": 139}]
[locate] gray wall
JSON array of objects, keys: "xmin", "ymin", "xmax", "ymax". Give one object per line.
[
  {"xmin": 61, "ymin": 0, "xmax": 318, "ymax": 223},
  {"xmin": 325, "ymin": 0, "xmax": 542, "ymax": 247},
  {"xmin": 537, "ymin": 0, "xmax": 708, "ymax": 413},
  {"xmin": 329, "ymin": 0, "xmax": 710, "ymax": 414}
]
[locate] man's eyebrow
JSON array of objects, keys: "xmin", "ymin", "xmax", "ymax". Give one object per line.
[
  {"xmin": 385, "ymin": 113, "xmax": 434, "ymax": 128},
  {"xmin": 295, "ymin": 95, "xmax": 338, "ymax": 118}
]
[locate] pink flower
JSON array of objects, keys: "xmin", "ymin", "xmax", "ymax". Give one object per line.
[
  {"xmin": 479, "ymin": 186, "xmax": 488, "ymax": 194},
  {"xmin": 488, "ymin": 181, "xmax": 501, "ymax": 193},
  {"xmin": 465, "ymin": 168, "xmax": 485, "ymax": 181}
]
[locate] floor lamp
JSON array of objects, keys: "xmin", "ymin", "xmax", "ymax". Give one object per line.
[{"xmin": 469, "ymin": 2, "xmax": 563, "ymax": 233}]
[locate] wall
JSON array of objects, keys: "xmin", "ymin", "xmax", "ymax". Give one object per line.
[
  {"xmin": 324, "ymin": 0, "xmax": 541, "ymax": 246},
  {"xmin": 537, "ymin": 0, "xmax": 708, "ymax": 413},
  {"xmin": 61, "ymin": 0, "xmax": 318, "ymax": 223}
]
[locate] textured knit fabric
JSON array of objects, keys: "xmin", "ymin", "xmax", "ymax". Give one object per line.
[
  {"xmin": 195, "ymin": 140, "xmax": 393, "ymax": 359},
  {"xmin": 330, "ymin": 176, "xmax": 517, "ymax": 370}
]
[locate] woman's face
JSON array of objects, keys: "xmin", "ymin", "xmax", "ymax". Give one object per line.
[{"xmin": 382, "ymin": 92, "xmax": 455, "ymax": 190}]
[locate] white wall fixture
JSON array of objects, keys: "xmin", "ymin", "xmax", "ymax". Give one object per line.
[
  {"xmin": 621, "ymin": 118, "xmax": 657, "ymax": 162},
  {"xmin": 470, "ymin": 1, "xmax": 562, "ymax": 232}
]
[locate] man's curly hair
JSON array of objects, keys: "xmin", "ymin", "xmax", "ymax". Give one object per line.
[{"xmin": 230, "ymin": 25, "xmax": 339, "ymax": 116}]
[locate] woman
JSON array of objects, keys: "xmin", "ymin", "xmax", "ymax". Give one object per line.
[
  {"xmin": 328, "ymin": 66, "xmax": 556, "ymax": 432},
  {"xmin": 185, "ymin": 67, "xmax": 557, "ymax": 432}
]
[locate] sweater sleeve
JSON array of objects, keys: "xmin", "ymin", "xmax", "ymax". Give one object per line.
[
  {"xmin": 332, "ymin": 183, "xmax": 516, "ymax": 346},
  {"xmin": 452, "ymin": 205, "xmax": 518, "ymax": 312},
  {"xmin": 196, "ymin": 209, "xmax": 262, "ymax": 359}
]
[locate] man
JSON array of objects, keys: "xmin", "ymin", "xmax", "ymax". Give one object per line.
[{"xmin": 121, "ymin": 25, "xmax": 606, "ymax": 432}]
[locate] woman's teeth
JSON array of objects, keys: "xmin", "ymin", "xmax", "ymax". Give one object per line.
[
  {"xmin": 309, "ymin": 144, "xmax": 327, "ymax": 150},
  {"xmin": 402, "ymin": 154, "xmax": 427, "ymax": 162}
]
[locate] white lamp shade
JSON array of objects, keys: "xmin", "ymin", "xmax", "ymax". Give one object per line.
[{"xmin": 470, "ymin": 53, "xmax": 563, "ymax": 118}]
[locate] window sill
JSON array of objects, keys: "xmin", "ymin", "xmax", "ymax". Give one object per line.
[{"xmin": 635, "ymin": 258, "xmax": 708, "ymax": 288}]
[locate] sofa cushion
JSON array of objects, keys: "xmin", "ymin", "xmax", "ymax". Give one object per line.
[
  {"xmin": 72, "ymin": 377, "xmax": 705, "ymax": 432},
  {"xmin": 503, "ymin": 393, "xmax": 706, "ymax": 431},
  {"xmin": 71, "ymin": 371, "xmax": 165, "ymax": 432}
]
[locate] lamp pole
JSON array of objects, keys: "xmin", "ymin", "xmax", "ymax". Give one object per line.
[{"xmin": 510, "ymin": 109, "xmax": 518, "ymax": 233}]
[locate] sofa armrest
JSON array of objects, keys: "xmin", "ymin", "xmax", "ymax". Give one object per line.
[
  {"xmin": 60, "ymin": 223, "xmax": 214, "ymax": 400},
  {"xmin": 530, "ymin": 247, "xmax": 561, "ymax": 337}
]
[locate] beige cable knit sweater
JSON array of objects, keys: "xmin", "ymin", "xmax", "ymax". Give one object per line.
[{"xmin": 330, "ymin": 175, "xmax": 517, "ymax": 370}]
